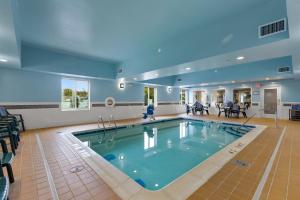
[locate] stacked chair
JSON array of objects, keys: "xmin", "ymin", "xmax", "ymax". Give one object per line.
[
  {"xmin": 0, "ymin": 159, "xmax": 9, "ymax": 200},
  {"xmin": 0, "ymin": 106, "xmax": 25, "ymax": 199},
  {"xmin": 0, "ymin": 106, "xmax": 23, "ymax": 155}
]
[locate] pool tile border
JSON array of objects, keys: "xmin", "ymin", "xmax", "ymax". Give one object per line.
[{"xmin": 64, "ymin": 118, "xmax": 266, "ymax": 200}]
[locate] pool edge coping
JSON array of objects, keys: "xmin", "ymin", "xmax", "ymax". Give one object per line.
[{"xmin": 63, "ymin": 117, "xmax": 267, "ymax": 200}]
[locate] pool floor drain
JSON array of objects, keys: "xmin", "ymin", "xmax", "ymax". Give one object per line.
[
  {"xmin": 233, "ymin": 160, "xmax": 249, "ymax": 168},
  {"xmin": 70, "ymin": 165, "xmax": 85, "ymax": 173}
]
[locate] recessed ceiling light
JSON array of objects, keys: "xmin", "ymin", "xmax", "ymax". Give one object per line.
[
  {"xmin": 158, "ymin": 48, "xmax": 162, "ymax": 53},
  {"xmin": 0, "ymin": 59, "xmax": 8, "ymax": 63},
  {"xmin": 236, "ymin": 56, "xmax": 245, "ymax": 60},
  {"xmin": 185, "ymin": 67, "xmax": 191, "ymax": 70},
  {"xmin": 133, "ymin": 77, "xmax": 137, "ymax": 80},
  {"xmin": 155, "ymin": 73, "xmax": 159, "ymax": 76},
  {"xmin": 266, "ymin": 77, "xmax": 270, "ymax": 80},
  {"xmin": 232, "ymin": 80, "xmax": 236, "ymax": 83}
]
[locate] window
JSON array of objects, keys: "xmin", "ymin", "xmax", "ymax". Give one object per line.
[
  {"xmin": 212, "ymin": 90, "xmax": 225, "ymax": 105},
  {"xmin": 180, "ymin": 89, "xmax": 186, "ymax": 105},
  {"xmin": 233, "ymin": 88, "xmax": 251, "ymax": 107},
  {"xmin": 61, "ymin": 78, "xmax": 90, "ymax": 111},
  {"xmin": 193, "ymin": 91, "xmax": 206, "ymax": 104},
  {"xmin": 144, "ymin": 87, "xmax": 157, "ymax": 107}
]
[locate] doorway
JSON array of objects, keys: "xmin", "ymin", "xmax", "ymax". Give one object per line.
[{"xmin": 264, "ymin": 89, "xmax": 277, "ymax": 115}]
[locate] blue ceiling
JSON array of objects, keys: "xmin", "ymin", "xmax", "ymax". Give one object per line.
[
  {"xmin": 1, "ymin": 0, "xmax": 298, "ymax": 87},
  {"xmin": 18, "ymin": 0, "xmax": 272, "ymax": 62}
]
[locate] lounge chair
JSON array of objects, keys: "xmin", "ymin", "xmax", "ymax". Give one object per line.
[
  {"xmin": 0, "ymin": 126, "xmax": 16, "ymax": 155},
  {"xmin": 0, "ymin": 159, "xmax": 9, "ymax": 200},
  {"xmin": 0, "ymin": 106, "xmax": 25, "ymax": 132},
  {"xmin": 0, "ymin": 139, "xmax": 14, "ymax": 183},
  {"xmin": 0, "ymin": 118, "xmax": 20, "ymax": 152}
]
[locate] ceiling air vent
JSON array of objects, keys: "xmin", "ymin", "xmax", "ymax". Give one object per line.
[
  {"xmin": 259, "ymin": 18, "xmax": 286, "ymax": 38},
  {"xmin": 278, "ymin": 66, "xmax": 291, "ymax": 73}
]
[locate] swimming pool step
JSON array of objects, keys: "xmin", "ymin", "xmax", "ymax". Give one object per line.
[{"xmin": 224, "ymin": 128, "xmax": 244, "ymax": 137}]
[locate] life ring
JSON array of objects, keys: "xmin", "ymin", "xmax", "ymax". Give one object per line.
[{"xmin": 105, "ymin": 97, "xmax": 116, "ymax": 108}]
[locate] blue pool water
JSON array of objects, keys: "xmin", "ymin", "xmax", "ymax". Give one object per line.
[{"xmin": 75, "ymin": 119, "xmax": 253, "ymax": 190}]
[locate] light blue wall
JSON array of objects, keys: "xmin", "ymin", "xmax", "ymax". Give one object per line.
[
  {"xmin": 281, "ymin": 80, "xmax": 300, "ymax": 102},
  {"xmin": 0, "ymin": 67, "xmax": 180, "ymax": 103},
  {"xmin": 120, "ymin": 0, "xmax": 289, "ymax": 77},
  {"xmin": 21, "ymin": 43, "xmax": 118, "ymax": 79}
]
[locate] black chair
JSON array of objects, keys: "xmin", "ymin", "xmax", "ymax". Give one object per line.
[
  {"xmin": 192, "ymin": 104, "xmax": 204, "ymax": 115},
  {"xmin": 216, "ymin": 104, "xmax": 225, "ymax": 117},
  {"xmin": 0, "ymin": 118, "xmax": 20, "ymax": 152},
  {"xmin": 0, "ymin": 106, "xmax": 25, "ymax": 132},
  {"xmin": 0, "ymin": 139, "xmax": 15, "ymax": 183},
  {"xmin": 0, "ymin": 126, "xmax": 16, "ymax": 155},
  {"xmin": 230, "ymin": 104, "xmax": 240, "ymax": 118},
  {"xmin": 0, "ymin": 159, "xmax": 9, "ymax": 200},
  {"xmin": 186, "ymin": 104, "xmax": 191, "ymax": 115}
]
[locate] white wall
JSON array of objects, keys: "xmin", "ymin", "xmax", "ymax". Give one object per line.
[{"xmin": 8, "ymin": 103, "xmax": 186, "ymax": 129}]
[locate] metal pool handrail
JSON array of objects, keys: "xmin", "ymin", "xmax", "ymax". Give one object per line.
[
  {"xmin": 241, "ymin": 113, "xmax": 256, "ymax": 127},
  {"xmin": 98, "ymin": 115, "xmax": 107, "ymax": 134}
]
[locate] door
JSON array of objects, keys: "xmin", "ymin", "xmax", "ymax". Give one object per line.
[{"xmin": 264, "ymin": 89, "xmax": 277, "ymax": 115}]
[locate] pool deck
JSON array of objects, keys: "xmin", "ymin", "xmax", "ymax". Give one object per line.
[{"xmin": 8, "ymin": 114, "xmax": 300, "ymax": 200}]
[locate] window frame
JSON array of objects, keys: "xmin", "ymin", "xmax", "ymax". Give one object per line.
[
  {"xmin": 61, "ymin": 78, "xmax": 91, "ymax": 111},
  {"xmin": 233, "ymin": 87, "xmax": 252, "ymax": 107},
  {"xmin": 180, "ymin": 89, "xmax": 186, "ymax": 105},
  {"xmin": 144, "ymin": 86, "xmax": 157, "ymax": 107}
]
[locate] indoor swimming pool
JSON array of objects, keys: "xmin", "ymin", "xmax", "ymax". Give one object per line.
[{"xmin": 75, "ymin": 118, "xmax": 254, "ymax": 190}]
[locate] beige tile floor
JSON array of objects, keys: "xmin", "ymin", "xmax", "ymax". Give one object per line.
[{"xmin": 7, "ymin": 114, "xmax": 300, "ymax": 200}]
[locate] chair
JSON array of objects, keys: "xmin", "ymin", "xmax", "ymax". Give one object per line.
[
  {"xmin": 216, "ymin": 104, "xmax": 225, "ymax": 117},
  {"xmin": 0, "ymin": 106, "xmax": 25, "ymax": 132},
  {"xmin": 192, "ymin": 102, "xmax": 204, "ymax": 115},
  {"xmin": 0, "ymin": 126, "xmax": 16, "ymax": 155},
  {"xmin": 186, "ymin": 104, "xmax": 191, "ymax": 115},
  {"xmin": 230, "ymin": 104, "xmax": 240, "ymax": 118},
  {"xmin": 0, "ymin": 139, "xmax": 14, "ymax": 183},
  {"xmin": 0, "ymin": 159, "xmax": 9, "ymax": 200},
  {"xmin": 0, "ymin": 118, "xmax": 20, "ymax": 152},
  {"xmin": 289, "ymin": 104, "xmax": 300, "ymax": 120}
]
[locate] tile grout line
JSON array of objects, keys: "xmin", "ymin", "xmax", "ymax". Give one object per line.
[
  {"xmin": 36, "ymin": 134, "xmax": 60, "ymax": 200},
  {"xmin": 251, "ymin": 126, "xmax": 287, "ymax": 200},
  {"xmin": 285, "ymin": 130, "xmax": 293, "ymax": 200},
  {"xmin": 264, "ymin": 127, "xmax": 287, "ymax": 200}
]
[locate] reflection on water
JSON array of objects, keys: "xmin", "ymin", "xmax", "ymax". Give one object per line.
[
  {"xmin": 144, "ymin": 128, "xmax": 157, "ymax": 150},
  {"xmin": 179, "ymin": 122, "xmax": 187, "ymax": 139}
]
